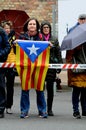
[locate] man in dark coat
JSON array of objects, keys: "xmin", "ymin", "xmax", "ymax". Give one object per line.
[{"xmin": 0, "ymin": 27, "xmax": 11, "ymax": 118}]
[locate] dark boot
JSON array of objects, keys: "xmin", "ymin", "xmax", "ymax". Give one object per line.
[
  {"xmin": 73, "ymin": 111, "xmax": 81, "ymax": 119},
  {"xmin": 46, "ymin": 81, "xmax": 54, "ymax": 116},
  {"xmin": 47, "ymin": 99, "xmax": 54, "ymax": 116},
  {"xmin": 48, "ymin": 110, "xmax": 54, "ymax": 116},
  {"xmin": 82, "ymin": 111, "xmax": 86, "ymax": 116}
]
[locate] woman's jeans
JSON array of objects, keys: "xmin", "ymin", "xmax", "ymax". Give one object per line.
[
  {"xmin": 72, "ymin": 86, "xmax": 86, "ymax": 113},
  {"xmin": 20, "ymin": 90, "xmax": 47, "ymax": 114}
]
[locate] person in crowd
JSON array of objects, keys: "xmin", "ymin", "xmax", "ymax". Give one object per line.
[
  {"xmin": 66, "ymin": 14, "xmax": 86, "ymax": 119},
  {"xmin": 68, "ymin": 14, "xmax": 86, "ymax": 33},
  {"xmin": 0, "ymin": 26, "xmax": 11, "ymax": 118},
  {"xmin": 1, "ymin": 20, "xmax": 16, "ymax": 114},
  {"xmin": 19, "ymin": 18, "xmax": 48, "ymax": 118},
  {"xmin": 40, "ymin": 21, "xmax": 63, "ymax": 116}
]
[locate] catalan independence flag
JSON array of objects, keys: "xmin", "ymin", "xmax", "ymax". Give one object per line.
[{"xmin": 16, "ymin": 40, "xmax": 50, "ymax": 91}]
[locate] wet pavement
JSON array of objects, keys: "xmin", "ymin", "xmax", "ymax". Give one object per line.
[
  {"xmin": 0, "ymin": 85, "xmax": 86, "ymax": 130},
  {"xmin": 0, "ymin": 70, "xmax": 86, "ymax": 130}
]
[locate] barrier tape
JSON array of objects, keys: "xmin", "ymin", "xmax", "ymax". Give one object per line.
[
  {"xmin": 49, "ymin": 64, "xmax": 86, "ymax": 69},
  {"xmin": 0, "ymin": 63, "xmax": 86, "ymax": 69},
  {"xmin": 0, "ymin": 63, "xmax": 15, "ymax": 68}
]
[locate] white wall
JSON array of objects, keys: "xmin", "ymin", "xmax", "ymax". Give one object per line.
[{"xmin": 58, "ymin": 0, "xmax": 86, "ymax": 58}]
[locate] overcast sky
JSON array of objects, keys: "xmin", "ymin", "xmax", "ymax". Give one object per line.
[{"xmin": 58, "ymin": 0, "xmax": 86, "ymax": 57}]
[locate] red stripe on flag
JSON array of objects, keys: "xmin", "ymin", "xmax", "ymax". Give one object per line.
[
  {"xmin": 20, "ymin": 48, "xmax": 24, "ymax": 83},
  {"xmin": 25, "ymin": 58, "xmax": 31, "ymax": 90},
  {"xmin": 37, "ymin": 49, "xmax": 47, "ymax": 90},
  {"xmin": 31, "ymin": 60, "xmax": 37, "ymax": 88}
]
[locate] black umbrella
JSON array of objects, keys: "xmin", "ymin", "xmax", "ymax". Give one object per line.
[{"xmin": 61, "ymin": 23, "xmax": 86, "ymax": 50}]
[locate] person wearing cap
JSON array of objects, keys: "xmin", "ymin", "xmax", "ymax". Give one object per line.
[
  {"xmin": 40, "ymin": 21, "xmax": 63, "ymax": 116},
  {"xmin": 68, "ymin": 14, "xmax": 86, "ymax": 33},
  {"xmin": 66, "ymin": 14, "xmax": 86, "ymax": 119}
]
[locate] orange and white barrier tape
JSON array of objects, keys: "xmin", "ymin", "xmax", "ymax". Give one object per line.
[
  {"xmin": 49, "ymin": 64, "xmax": 86, "ymax": 69},
  {"xmin": 0, "ymin": 62, "xmax": 15, "ymax": 68},
  {"xmin": 0, "ymin": 63, "xmax": 86, "ymax": 69}
]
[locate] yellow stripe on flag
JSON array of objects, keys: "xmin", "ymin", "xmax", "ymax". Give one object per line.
[
  {"xmin": 40, "ymin": 47, "xmax": 50, "ymax": 90},
  {"xmin": 16, "ymin": 43, "xmax": 50, "ymax": 91}
]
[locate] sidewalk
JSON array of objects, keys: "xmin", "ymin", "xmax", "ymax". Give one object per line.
[{"xmin": 59, "ymin": 70, "xmax": 68, "ymax": 87}]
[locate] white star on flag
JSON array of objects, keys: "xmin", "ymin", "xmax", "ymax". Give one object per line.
[{"xmin": 27, "ymin": 44, "xmax": 40, "ymax": 55}]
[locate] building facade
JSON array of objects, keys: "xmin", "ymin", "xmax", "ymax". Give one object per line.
[{"xmin": 0, "ymin": 0, "xmax": 58, "ymax": 36}]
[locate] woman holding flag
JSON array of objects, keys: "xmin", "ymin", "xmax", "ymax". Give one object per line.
[{"xmin": 18, "ymin": 18, "xmax": 49, "ymax": 118}]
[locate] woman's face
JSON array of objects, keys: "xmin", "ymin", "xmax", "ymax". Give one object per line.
[
  {"xmin": 4, "ymin": 24, "xmax": 11, "ymax": 35},
  {"xmin": 43, "ymin": 25, "xmax": 50, "ymax": 35},
  {"xmin": 27, "ymin": 19, "xmax": 37, "ymax": 32}
]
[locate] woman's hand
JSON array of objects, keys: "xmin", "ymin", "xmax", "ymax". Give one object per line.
[{"xmin": 49, "ymin": 42, "xmax": 53, "ymax": 47}]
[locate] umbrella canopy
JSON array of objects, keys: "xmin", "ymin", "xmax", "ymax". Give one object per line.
[
  {"xmin": 0, "ymin": 9, "xmax": 29, "ymax": 38},
  {"xmin": 61, "ymin": 23, "xmax": 86, "ymax": 50}
]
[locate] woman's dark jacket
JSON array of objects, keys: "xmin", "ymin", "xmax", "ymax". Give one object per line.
[
  {"xmin": 0, "ymin": 27, "xmax": 11, "ymax": 62},
  {"xmin": 45, "ymin": 36, "xmax": 63, "ymax": 81},
  {"xmin": 19, "ymin": 32, "xmax": 42, "ymax": 41}
]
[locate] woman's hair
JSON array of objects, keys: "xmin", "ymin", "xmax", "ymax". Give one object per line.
[
  {"xmin": 0, "ymin": 20, "xmax": 13, "ymax": 29},
  {"xmin": 23, "ymin": 17, "xmax": 40, "ymax": 33}
]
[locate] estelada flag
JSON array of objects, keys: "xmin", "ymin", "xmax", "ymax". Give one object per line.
[{"xmin": 15, "ymin": 40, "xmax": 50, "ymax": 91}]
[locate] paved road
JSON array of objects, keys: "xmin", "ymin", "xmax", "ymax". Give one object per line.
[{"xmin": 0, "ymin": 85, "xmax": 86, "ymax": 130}]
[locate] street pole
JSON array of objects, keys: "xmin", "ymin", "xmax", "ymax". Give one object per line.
[{"xmin": 52, "ymin": 4, "xmax": 56, "ymax": 37}]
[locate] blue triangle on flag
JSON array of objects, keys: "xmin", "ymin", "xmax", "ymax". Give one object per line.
[{"xmin": 16, "ymin": 40, "xmax": 49, "ymax": 62}]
